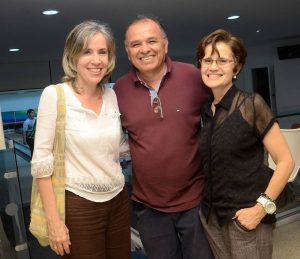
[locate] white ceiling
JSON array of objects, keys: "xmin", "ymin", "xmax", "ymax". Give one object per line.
[{"xmin": 1, "ymin": 0, "xmax": 300, "ymax": 64}]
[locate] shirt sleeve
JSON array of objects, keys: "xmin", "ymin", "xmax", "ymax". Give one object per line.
[
  {"xmin": 110, "ymin": 87, "xmax": 130, "ymax": 158},
  {"xmin": 119, "ymin": 130, "xmax": 130, "ymax": 158},
  {"xmin": 253, "ymin": 94, "xmax": 277, "ymax": 139},
  {"xmin": 31, "ymin": 85, "xmax": 57, "ymax": 178}
]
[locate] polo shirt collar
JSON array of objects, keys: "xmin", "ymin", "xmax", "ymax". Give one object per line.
[{"xmin": 129, "ymin": 56, "xmax": 172, "ymax": 86}]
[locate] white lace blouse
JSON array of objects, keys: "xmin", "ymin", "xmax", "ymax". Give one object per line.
[{"xmin": 31, "ymin": 83, "xmax": 128, "ymax": 202}]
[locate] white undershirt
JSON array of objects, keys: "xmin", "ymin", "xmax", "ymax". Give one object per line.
[{"xmin": 31, "ymin": 83, "xmax": 128, "ymax": 202}]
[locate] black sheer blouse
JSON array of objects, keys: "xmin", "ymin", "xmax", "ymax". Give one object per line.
[{"xmin": 200, "ymin": 85, "xmax": 277, "ymax": 226}]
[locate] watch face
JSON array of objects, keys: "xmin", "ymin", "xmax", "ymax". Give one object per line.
[{"xmin": 265, "ymin": 201, "xmax": 276, "ymax": 214}]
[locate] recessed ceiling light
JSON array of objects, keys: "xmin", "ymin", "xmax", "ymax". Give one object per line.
[
  {"xmin": 227, "ymin": 15, "xmax": 240, "ymax": 20},
  {"xmin": 42, "ymin": 9, "xmax": 59, "ymax": 16},
  {"xmin": 9, "ymin": 48, "xmax": 20, "ymax": 52}
]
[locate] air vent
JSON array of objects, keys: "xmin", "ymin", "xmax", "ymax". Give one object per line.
[{"xmin": 277, "ymin": 44, "xmax": 300, "ymax": 60}]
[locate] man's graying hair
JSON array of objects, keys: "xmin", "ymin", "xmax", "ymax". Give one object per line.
[{"xmin": 125, "ymin": 14, "xmax": 168, "ymax": 43}]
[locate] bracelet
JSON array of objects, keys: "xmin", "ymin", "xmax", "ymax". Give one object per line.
[{"xmin": 261, "ymin": 193, "xmax": 274, "ymax": 202}]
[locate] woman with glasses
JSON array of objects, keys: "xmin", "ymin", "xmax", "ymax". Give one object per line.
[{"xmin": 197, "ymin": 29, "xmax": 294, "ymax": 259}]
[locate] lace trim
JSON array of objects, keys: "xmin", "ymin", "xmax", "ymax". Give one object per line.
[
  {"xmin": 31, "ymin": 156, "xmax": 54, "ymax": 178},
  {"xmin": 66, "ymin": 174, "xmax": 124, "ymax": 193}
]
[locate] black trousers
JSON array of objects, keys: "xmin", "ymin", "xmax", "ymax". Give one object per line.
[
  {"xmin": 26, "ymin": 137, "xmax": 34, "ymax": 157},
  {"xmin": 133, "ymin": 202, "xmax": 213, "ymax": 259}
]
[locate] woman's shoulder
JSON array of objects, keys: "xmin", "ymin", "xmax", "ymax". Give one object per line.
[
  {"xmin": 103, "ymin": 86, "xmax": 119, "ymax": 109},
  {"xmin": 238, "ymin": 88, "xmax": 268, "ymax": 107},
  {"xmin": 234, "ymin": 88, "xmax": 257, "ymax": 106},
  {"xmin": 41, "ymin": 84, "xmax": 57, "ymax": 99},
  {"xmin": 43, "ymin": 82, "xmax": 68, "ymax": 93},
  {"xmin": 103, "ymin": 86, "xmax": 117, "ymax": 99},
  {"xmin": 40, "ymin": 83, "xmax": 71, "ymax": 103},
  {"xmin": 237, "ymin": 89, "xmax": 272, "ymax": 118}
]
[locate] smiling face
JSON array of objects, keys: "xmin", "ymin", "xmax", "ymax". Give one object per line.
[
  {"xmin": 201, "ymin": 42, "xmax": 239, "ymax": 92},
  {"xmin": 125, "ymin": 19, "xmax": 168, "ymax": 77},
  {"xmin": 76, "ymin": 32, "xmax": 109, "ymax": 88}
]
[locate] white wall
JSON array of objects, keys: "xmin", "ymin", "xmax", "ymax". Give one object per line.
[
  {"xmin": 273, "ymin": 58, "xmax": 300, "ymax": 115},
  {"xmin": 241, "ymin": 39, "xmax": 300, "ymax": 127}
]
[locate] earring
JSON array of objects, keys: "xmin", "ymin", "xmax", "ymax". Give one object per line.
[{"xmin": 233, "ymin": 75, "xmax": 237, "ymax": 79}]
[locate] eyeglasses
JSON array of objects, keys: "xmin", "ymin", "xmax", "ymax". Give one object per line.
[
  {"xmin": 152, "ymin": 96, "xmax": 164, "ymax": 119},
  {"xmin": 200, "ymin": 58, "xmax": 234, "ymax": 66}
]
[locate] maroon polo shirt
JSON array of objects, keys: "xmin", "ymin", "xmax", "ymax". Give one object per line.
[{"xmin": 114, "ymin": 57, "xmax": 210, "ymax": 212}]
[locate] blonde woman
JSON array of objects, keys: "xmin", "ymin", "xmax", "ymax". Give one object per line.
[{"xmin": 31, "ymin": 20, "xmax": 130, "ymax": 258}]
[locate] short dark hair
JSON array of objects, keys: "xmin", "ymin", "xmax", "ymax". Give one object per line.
[
  {"xmin": 197, "ymin": 29, "xmax": 247, "ymax": 75},
  {"xmin": 125, "ymin": 14, "xmax": 167, "ymax": 44},
  {"xmin": 27, "ymin": 109, "xmax": 34, "ymax": 115}
]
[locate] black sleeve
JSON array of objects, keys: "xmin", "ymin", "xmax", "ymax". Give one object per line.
[{"xmin": 253, "ymin": 94, "xmax": 277, "ymax": 139}]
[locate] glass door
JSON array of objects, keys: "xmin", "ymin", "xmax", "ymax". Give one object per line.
[{"xmin": 0, "ymin": 148, "xmax": 30, "ymax": 259}]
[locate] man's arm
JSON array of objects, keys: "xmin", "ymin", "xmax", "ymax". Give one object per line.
[{"xmin": 23, "ymin": 121, "xmax": 28, "ymax": 144}]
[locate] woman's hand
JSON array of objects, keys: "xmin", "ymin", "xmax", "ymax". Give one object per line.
[
  {"xmin": 48, "ymin": 217, "xmax": 71, "ymax": 256},
  {"xmin": 233, "ymin": 203, "xmax": 266, "ymax": 230}
]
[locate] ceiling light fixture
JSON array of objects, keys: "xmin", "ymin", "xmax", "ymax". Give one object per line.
[
  {"xmin": 42, "ymin": 9, "xmax": 59, "ymax": 16},
  {"xmin": 227, "ymin": 15, "xmax": 240, "ymax": 20},
  {"xmin": 9, "ymin": 48, "xmax": 20, "ymax": 52}
]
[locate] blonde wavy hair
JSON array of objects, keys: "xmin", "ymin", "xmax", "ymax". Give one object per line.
[{"xmin": 62, "ymin": 20, "xmax": 116, "ymax": 91}]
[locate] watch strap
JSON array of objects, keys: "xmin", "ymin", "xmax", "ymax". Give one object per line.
[
  {"xmin": 257, "ymin": 194, "xmax": 277, "ymax": 214},
  {"xmin": 257, "ymin": 195, "xmax": 268, "ymax": 206},
  {"xmin": 260, "ymin": 193, "xmax": 274, "ymax": 202}
]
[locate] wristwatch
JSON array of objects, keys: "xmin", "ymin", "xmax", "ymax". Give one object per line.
[{"xmin": 257, "ymin": 193, "xmax": 277, "ymax": 214}]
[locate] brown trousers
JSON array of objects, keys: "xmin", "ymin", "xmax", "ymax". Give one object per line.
[{"xmin": 62, "ymin": 188, "xmax": 131, "ymax": 259}]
